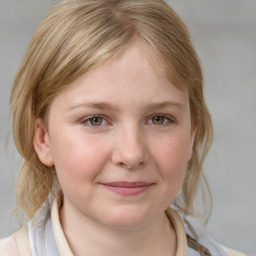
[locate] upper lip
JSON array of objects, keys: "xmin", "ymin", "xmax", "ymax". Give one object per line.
[{"xmin": 101, "ymin": 182, "xmax": 153, "ymax": 187}]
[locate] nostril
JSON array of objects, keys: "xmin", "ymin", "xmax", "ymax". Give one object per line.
[
  {"xmin": 111, "ymin": 131, "xmax": 149, "ymax": 169},
  {"xmin": 117, "ymin": 157, "xmax": 148, "ymax": 170},
  {"xmin": 126, "ymin": 163, "xmax": 140, "ymax": 169}
]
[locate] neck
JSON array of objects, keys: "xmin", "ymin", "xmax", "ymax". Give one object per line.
[{"xmin": 60, "ymin": 203, "xmax": 177, "ymax": 256}]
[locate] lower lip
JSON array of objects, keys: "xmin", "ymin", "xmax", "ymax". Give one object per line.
[{"xmin": 102, "ymin": 184, "xmax": 152, "ymax": 196}]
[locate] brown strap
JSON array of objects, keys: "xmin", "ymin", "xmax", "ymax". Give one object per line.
[
  {"xmin": 13, "ymin": 226, "xmax": 33, "ymax": 256},
  {"xmin": 187, "ymin": 234, "xmax": 212, "ymax": 256}
]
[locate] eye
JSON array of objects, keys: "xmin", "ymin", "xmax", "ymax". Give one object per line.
[
  {"xmin": 89, "ymin": 116, "xmax": 103, "ymax": 126},
  {"xmin": 148, "ymin": 115, "xmax": 173, "ymax": 126},
  {"xmin": 152, "ymin": 116, "xmax": 165, "ymax": 125},
  {"xmin": 82, "ymin": 116, "xmax": 107, "ymax": 127}
]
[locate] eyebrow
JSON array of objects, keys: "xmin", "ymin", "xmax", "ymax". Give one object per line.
[
  {"xmin": 67, "ymin": 102, "xmax": 119, "ymax": 111},
  {"xmin": 144, "ymin": 101, "xmax": 185, "ymax": 111},
  {"xmin": 67, "ymin": 101, "xmax": 185, "ymax": 112}
]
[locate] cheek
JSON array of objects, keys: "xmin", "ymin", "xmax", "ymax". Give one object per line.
[
  {"xmin": 154, "ymin": 134, "xmax": 191, "ymax": 166},
  {"xmin": 50, "ymin": 132, "xmax": 111, "ymax": 189},
  {"xmin": 151, "ymin": 134, "xmax": 190, "ymax": 184},
  {"xmin": 147, "ymin": 135, "xmax": 189, "ymax": 207}
]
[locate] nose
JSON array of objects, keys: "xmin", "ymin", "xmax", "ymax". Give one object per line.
[{"xmin": 111, "ymin": 125, "xmax": 149, "ymax": 169}]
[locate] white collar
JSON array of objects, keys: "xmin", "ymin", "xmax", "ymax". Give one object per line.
[
  {"xmin": 51, "ymin": 196, "xmax": 188, "ymax": 256},
  {"xmin": 29, "ymin": 195, "xmax": 228, "ymax": 256}
]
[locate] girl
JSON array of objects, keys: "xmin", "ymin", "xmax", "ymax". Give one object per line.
[{"xmin": 0, "ymin": 0, "xmax": 246, "ymax": 255}]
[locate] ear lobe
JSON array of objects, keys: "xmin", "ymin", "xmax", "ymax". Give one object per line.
[{"xmin": 33, "ymin": 118, "xmax": 54, "ymax": 166}]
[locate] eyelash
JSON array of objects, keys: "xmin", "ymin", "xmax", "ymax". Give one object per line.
[
  {"xmin": 80, "ymin": 115, "xmax": 108, "ymax": 127},
  {"xmin": 80, "ymin": 114, "xmax": 175, "ymax": 128},
  {"xmin": 146, "ymin": 114, "xmax": 174, "ymax": 126}
]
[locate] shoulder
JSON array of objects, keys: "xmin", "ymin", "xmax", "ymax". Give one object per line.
[
  {"xmin": 223, "ymin": 246, "xmax": 247, "ymax": 256},
  {"xmin": 0, "ymin": 236, "xmax": 20, "ymax": 256},
  {"xmin": 182, "ymin": 216, "xmax": 247, "ymax": 256},
  {"xmin": 0, "ymin": 225, "xmax": 32, "ymax": 256}
]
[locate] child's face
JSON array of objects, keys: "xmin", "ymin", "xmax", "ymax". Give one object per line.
[{"xmin": 34, "ymin": 43, "xmax": 196, "ymax": 229}]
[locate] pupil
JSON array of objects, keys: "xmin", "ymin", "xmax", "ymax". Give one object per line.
[
  {"xmin": 153, "ymin": 116, "xmax": 164, "ymax": 124},
  {"xmin": 91, "ymin": 117, "xmax": 102, "ymax": 126}
]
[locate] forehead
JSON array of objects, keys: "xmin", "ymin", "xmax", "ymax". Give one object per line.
[{"xmin": 49, "ymin": 43, "xmax": 189, "ymax": 114}]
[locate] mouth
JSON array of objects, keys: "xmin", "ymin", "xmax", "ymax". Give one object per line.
[{"xmin": 101, "ymin": 181, "xmax": 154, "ymax": 196}]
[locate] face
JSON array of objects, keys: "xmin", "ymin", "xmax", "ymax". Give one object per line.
[{"xmin": 34, "ymin": 43, "xmax": 197, "ymax": 230}]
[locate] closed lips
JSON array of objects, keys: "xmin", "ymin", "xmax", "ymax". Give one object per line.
[
  {"xmin": 102, "ymin": 182, "xmax": 153, "ymax": 187},
  {"xmin": 101, "ymin": 182, "xmax": 154, "ymax": 195}
]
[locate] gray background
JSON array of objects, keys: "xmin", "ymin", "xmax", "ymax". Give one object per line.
[{"xmin": 0, "ymin": 0, "xmax": 255, "ymax": 254}]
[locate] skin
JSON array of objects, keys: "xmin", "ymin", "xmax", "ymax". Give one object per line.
[{"xmin": 34, "ymin": 42, "xmax": 197, "ymax": 256}]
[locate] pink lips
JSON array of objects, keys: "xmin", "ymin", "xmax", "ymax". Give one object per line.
[{"xmin": 101, "ymin": 182, "xmax": 153, "ymax": 195}]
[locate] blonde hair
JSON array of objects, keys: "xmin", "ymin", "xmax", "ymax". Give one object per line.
[{"xmin": 10, "ymin": 0, "xmax": 213, "ymax": 219}]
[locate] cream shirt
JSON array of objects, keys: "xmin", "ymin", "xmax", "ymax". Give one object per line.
[{"xmin": 0, "ymin": 196, "xmax": 247, "ymax": 256}]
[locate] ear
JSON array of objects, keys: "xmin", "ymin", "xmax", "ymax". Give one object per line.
[
  {"xmin": 187, "ymin": 114, "xmax": 200, "ymax": 161},
  {"xmin": 33, "ymin": 118, "xmax": 54, "ymax": 166}
]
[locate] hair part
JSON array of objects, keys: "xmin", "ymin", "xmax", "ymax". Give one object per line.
[{"xmin": 10, "ymin": 0, "xmax": 213, "ymax": 220}]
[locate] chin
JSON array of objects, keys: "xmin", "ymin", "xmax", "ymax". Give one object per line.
[{"xmin": 103, "ymin": 205, "xmax": 153, "ymax": 230}]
